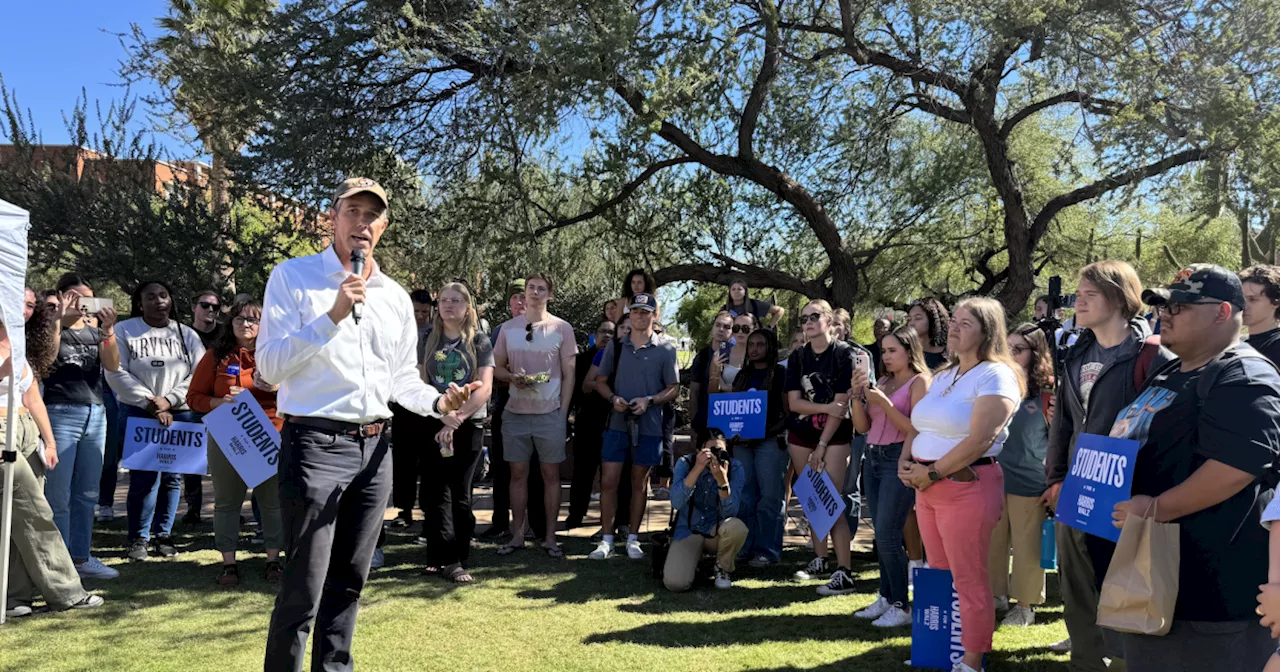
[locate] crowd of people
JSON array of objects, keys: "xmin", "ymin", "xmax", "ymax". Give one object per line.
[{"xmin": 7, "ymin": 176, "xmax": 1280, "ymax": 672}]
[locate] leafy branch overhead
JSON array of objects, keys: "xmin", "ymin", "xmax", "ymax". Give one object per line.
[{"xmin": 220, "ymin": 0, "xmax": 1277, "ymax": 312}]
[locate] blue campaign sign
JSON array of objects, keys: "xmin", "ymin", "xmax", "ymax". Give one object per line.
[
  {"xmin": 707, "ymin": 390, "xmax": 767, "ymax": 440},
  {"xmin": 793, "ymin": 466, "xmax": 845, "ymax": 540},
  {"xmin": 911, "ymin": 568, "xmax": 965, "ymax": 670},
  {"xmin": 1055, "ymin": 433, "xmax": 1140, "ymax": 543},
  {"xmin": 121, "ymin": 417, "xmax": 209, "ymax": 476}
]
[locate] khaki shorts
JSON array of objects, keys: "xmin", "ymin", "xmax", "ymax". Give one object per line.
[{"xmin": 501, "ymin": 409, "xmax": 567, "ymax": 464}]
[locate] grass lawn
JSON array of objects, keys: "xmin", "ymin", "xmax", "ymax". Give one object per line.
[{"xmin": 0, "ymin": 486, "xmax": 1073, "ymax": 672}]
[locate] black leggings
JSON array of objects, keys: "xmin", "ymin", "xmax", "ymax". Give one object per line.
[{"xmin": 420, "ymin": 419, "xmax": 484, "ymax": 567}]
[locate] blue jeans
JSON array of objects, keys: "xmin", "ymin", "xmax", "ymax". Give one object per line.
[
  {"xmin": 44, "ymin": 403, "xmax": 108, "ymax": 560},
  {"xmin": 865, "ymin": 442, "xmax": 915, "ymax": 605},
  {"xmin": 734, "ymin": 437, "xmax": 789, "ymax": 563},
  {"xmin": 123, "ymin": 405, "xmax": 198, "ymax": 541},
  {"xmin": 842, "ymin": 434, "xmax": 865, "ymax": 537}
]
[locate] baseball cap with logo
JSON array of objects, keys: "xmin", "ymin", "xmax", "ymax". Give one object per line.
[
  {"xmin": 332, "ymin": 177, "xmax": 389, "ymax": 210},
  {"xmin": 630, "ymin": 293, "xmax": 658, "ymax": 312},
  {"xmin": 1141, "ymin": 263, "xmax": 1245, "ymax": 309}
]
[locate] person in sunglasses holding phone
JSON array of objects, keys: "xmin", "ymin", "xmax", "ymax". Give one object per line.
[
  {"xmin": 709, "ymin": 313, "xmax": 757, "ymax": 395},
  {"xmin": 689, "ymin": 312, "xmax": 735, "ymax": 448},
  {"xmin": 42, "ymin": 273, "xmax": 120, "ymax": 581}
]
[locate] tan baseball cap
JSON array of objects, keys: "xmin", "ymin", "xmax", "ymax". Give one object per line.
[{"xmin": 331, "ymin": 177, "xmax": 389, "ymax": 210}]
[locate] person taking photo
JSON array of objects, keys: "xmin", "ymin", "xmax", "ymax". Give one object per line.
[{"xmin": 663, "ymin": 430, "xmax": 747, "ymax": 592}]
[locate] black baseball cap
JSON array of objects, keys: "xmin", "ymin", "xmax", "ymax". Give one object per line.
[
  {"xmin": 630, "ymin": 293, "xmax": 658, "ymax": 312},
  {"xmin": 1142, "ymin": 263, "xmax": 1245, "ymax": 309}
]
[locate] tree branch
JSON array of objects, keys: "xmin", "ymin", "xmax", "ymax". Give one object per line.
[
  {"xmin": 739, "ymin": 0, "xmax": 782, "ymax": 160},
  {"xmin": 893, "ymin": 93, "xmax": 971, "ymax": 125},
  {"xmin": 530, "ymin": 156, "xmax": 696, "ymax": 237},
  {"xmin": 653, "ymin": 253, "xmax": 825, "ymax": 297},
  {"xmin": 1032, "ymin": 147, "xmax": 1213, "ymax": 241},
  {"xmin": 1001, "ymin": 91, "xmax": 1126, "ymax": 138},
  {"xmin": 778, "ymin": 18, "xmax": 965, "ymax": 93}
]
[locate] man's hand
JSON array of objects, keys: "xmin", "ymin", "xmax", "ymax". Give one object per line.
[
  {"xmin": 611, "ymin": 395, "xmax": 630, "ymax": 413},
  {"xmin": 1258, "ymin": 584, "xmax": 1280, "ymax": 638},
  {"xmin": 253, "ymin": 370, "xmax": 278, "ymax": 392},
  {"xmin": 1113, "ymin": 495, "xmax": 1157, "ymax": 528},
  {"xmin": 97, "ymin": 305, "xmax": 118, "ymax": 333},
  {"xmin": 327, "ymin": 273, "xmax": 367, "ymax": 324},
  {"xmin": 438, "ymin": 381, "xmax": 482, "ymax": 414},
  {"xmin": 150, "ymin": 396, "xmax": 172, "ymax": 413},
  {"xmin": 442, "ymin": 412, "xmax": 463, "ymax": 431},
  {"xmin": 1038, "ymin": 482, "xmax": 1062, "ymax": 509},
  {"xmin": 156, "ymin": 411, "xmax": 174, "ymax": 427},
  {"xmin": 629, "ymin": 396, "xmax": 651, "ymax": 415},
  {"xmin": 44, "ymin": 441, "xmax": 58, "ymax": 470}
]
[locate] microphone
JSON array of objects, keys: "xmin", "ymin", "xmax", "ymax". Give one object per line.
[{"xmin": 350, "ymin": 249, "xmax": 365, "ymax": 324}]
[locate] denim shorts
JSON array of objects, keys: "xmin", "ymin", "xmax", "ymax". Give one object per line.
[{"xmin": 601, "ymin": 429, "xmax": 663, "ymax": 467}]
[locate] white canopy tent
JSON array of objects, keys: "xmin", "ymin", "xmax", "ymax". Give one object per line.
[{"xmin": 0, "ymin": 198, "xmax": 30, "ymax": 624}]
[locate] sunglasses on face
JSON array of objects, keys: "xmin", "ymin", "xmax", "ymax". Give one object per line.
[
  {"xmin": 799, "ymin": 312, "xmax": 822, "ymax": 324},
  {"xmin": 198, "ymin": 301, "xmax": 220, "ymax": 311},
  {"xmin": 732, "ymin": 325, "xmax": 752, "ymax": 334},
  {"xmin": 1157, "ymin": 300, "xmax": 1221, "ymax": 317},
  {"xmin": 233, "ymin": 316, "xmax": 260, "ymax": 326}
]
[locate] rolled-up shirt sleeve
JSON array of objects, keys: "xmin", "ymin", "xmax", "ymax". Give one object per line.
[
  {"xmin": 256, "ymin": 263, "xmax": 340, "ymax": 385},
  {"xmin": 389, "ymin": 294, "xmax": 443, "ymax": 418}
]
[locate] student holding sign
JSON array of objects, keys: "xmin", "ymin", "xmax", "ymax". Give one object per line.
[
  {"xmin": 105, "ymin": 280, "xmax": 206, "ymax": 563},
  {"xmin": 903, "ymin": 298, "xmax": 1023, "ymax": 672},
  {"xmin": 728, "ymin": 328, "xmax": 789, "ymax": 568},
  {"xmin": 784, "ymin": 300, "xmax": 857, "ymax": 595},
  {"xmin": 187, "ymin": 297, "xmax": 284, "ymax": 587},
  {"xmin": 849, "ymin": 324, "xmax": 931, "ymax": 628}
]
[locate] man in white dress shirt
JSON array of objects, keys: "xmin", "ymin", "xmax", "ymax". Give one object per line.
[{"xmin": 258, "ymin": 177, "xmax": 476, "ymax": 672}]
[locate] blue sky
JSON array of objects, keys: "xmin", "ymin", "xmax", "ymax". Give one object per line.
[{"xmin": 0, "ymin": 0, "xmax": 189, "ymax": 155}]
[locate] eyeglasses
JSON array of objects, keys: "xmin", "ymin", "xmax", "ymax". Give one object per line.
[
  {"xmin": 799, "ymin": 312, "xmax": 823, "ymax": 324},
  {"xmin": 1156, "ymin": 300, "xmax": 1222, "ymax": 317},
  {"xmin": 526, "ymin": 323, "xmax": 535, "ymax": 342},
  {"xmin": 233, "ymin": 316, "xmax": 260, "ymax": 326},
  {"xmin": 732, "ymin": 325, "xmax": 753, "ymax": 334},
  {"xmin": 198, "ymin": 301, "xmax": 220, "ymax": 311},
  {"xmin": 1010, "ymin": 345, "xmax": 1029, "ymax": 356}
]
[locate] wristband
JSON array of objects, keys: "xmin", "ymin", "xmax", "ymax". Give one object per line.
[{"xmin": 817, "ymin": 441, "xmax": 829, "ymax": 450}]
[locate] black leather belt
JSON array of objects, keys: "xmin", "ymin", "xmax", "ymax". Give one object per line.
[{"xmin": 285, "ymin": 415, "xmax": 390, "ymax": 438}]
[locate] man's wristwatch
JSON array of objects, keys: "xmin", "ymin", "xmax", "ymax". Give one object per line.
[
  {"xmin": 927, "ymin": 467, "xmax": 942, "ymax": 482},
  {"xmin": 717, "ymin": 483, "xmax": 730, "ymax": 492}
]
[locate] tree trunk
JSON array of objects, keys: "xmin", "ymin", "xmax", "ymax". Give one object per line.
[
  {"xmin": 972, "ymin": 113, "xmax": 1038, "ymax": 314},
  {"xmin": 209, "ymin": 147, "xmax": 236, "ymax": 294}
]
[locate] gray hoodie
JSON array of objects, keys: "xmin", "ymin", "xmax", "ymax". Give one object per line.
[
  {"xmin": 1046, "ymin": 317, "xmax": 1172, "ymax": 485},
  {"xmin": 105, "ymin": 317, "xmax": 206, "ymax": 411}
]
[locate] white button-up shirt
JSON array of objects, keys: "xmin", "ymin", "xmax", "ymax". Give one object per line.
[{"xmin": 257, "ymin": 246, "xmax": 441, "ymax": 423}]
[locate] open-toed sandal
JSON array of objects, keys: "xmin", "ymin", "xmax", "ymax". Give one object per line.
[
  {"xmin": 496, "ymin": 541, "xmax": 526, "ymax": 556},
  {"xmin": 542, "ymin": 543, "xmax": 564, "ymax": 559},
  {"xmin": 443, "ymin": 564, "xmax": 474, "ymax": 584}
]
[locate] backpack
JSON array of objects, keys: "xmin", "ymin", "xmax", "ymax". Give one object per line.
[{"xmin": 1132, "ymin": 336, "xmax": 1162, "ymax": 393}]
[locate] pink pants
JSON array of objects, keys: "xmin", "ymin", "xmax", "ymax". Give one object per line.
[{"xmin": 916, "ymin": 462, "xmax": 1005, "ymax": 653}]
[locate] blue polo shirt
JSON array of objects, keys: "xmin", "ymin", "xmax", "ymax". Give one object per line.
[{"xmin": 596, "ymin": 333, "xmax": 679, "ymax": 436}]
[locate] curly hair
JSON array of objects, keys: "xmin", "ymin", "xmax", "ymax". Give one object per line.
[
  {"xmin": 909, "ymin": 297, "xmax": 950, "ymax": 348},
  {"xmin": 1240, "ymin": 265, "xmax": 1280, "ymax": 320},
  {"xmin": 24, "ymin": 296, "xmax": 61, "ymax": 379}
]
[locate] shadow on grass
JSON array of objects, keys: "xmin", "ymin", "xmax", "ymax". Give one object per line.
[
  {"xmin": 617, "ymin": 583, "xmax": 824, "ymax": 615},
  {"xmin": 740, "ymin": 641, "xmax": 1071, "ymax": 671},
  {"xmin": 583, "ymin": 613, "xmax": 896, "ymax": 647}
]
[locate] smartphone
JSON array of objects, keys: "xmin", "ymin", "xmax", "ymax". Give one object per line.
[
  {"xmin": 78, "ymin": 297, "xmax": 113, "ymax": 314},
  {"xmin": 855, "ymin": 350, "xmax": 875, "ymax": 387},
  {"xmin": 719, "ymin": 340, "xmax": 734, "ymax": 359}
]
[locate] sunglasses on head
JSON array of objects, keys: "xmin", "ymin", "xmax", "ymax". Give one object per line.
[
  {"xmin": 799, "ymin": 312, "xmax": 823, "ymax": 324},
  {"xmin": 732, "ymin": 325, "xmax": 753, "ymax": 334},
  {"xmin": 198, "ymin": 301, "xmax": 220, "ymax": 311}
]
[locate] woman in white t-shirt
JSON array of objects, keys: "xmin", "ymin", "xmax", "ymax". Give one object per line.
[{"xmin": 901, "ymin": 297, "xmax": 1024, "ymax": 672}]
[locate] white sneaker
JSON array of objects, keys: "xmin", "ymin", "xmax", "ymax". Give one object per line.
[
  {"xmin": 75, "ymin": 557, "xmax": 119, "ymax": 580},
  {"xmin": 951, "ymin": 663, "xmax": 983, "ymax": 672},
  {"xmin": 713, "ymin": 565, "xmax": 732, "ymax": 589},
  {"xmin": 1001, "ymin": 604, "xmax": 1035, "ymax": 627},
  {"xmin": 871, "ymin": 605, "xmax": 911, "ymax": 628},
  {"xmin": 993, "ymin": 595, "xmax": 1009, "ymax": 612},
  {"xmin": 908, "ymin": 559, "xmax": 928, "ymax": 588},
  {"xmin": 588, "ymin": 540, "xmax": 614, "ymax": 560},
  {"xmin": 95, "ymin": 505, "xmax": 113, "ymax": 522},
  {"xmin": 625, "ymin": 538, "xmax": 644, "ymax": 560},
  {"xmin": 855, "ymin": 595, "xmax": 892, "ymax": 619}
]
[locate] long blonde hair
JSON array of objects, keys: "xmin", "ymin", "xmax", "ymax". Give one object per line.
[
  {"xmin": 940, "ymin": 297, "xmax": 1026, "ymax": 398},
  {"xmin": 422, "ymin": 282, "xmax": 480, "ymax": 383}
]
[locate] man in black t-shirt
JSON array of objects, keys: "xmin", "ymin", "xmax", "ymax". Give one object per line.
[
  {"xmin": 1106, "ymin": 264, "xmax": 1280, "ymax": 672},
  {"xmin": 688, "ymin": 312, "xmax": 734, "ymax": 447},
  {"xmin": 1241, "ymin": 265, "xmax": 1280, "ymax": 364}
]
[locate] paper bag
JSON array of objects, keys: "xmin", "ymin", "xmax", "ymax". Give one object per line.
[{"xmin": 1096, "ymin": 511, "xmax": 1179, "ymax": 636}]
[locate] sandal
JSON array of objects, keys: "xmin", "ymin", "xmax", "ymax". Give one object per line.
[
  {"xmin": 497, "ymin": 541, "xmax": 526, "ymax": 556},
  {"xmin": 422, "ymin": 565, "xmax": 441, "ymax": 576},
  {"xmin": 443, "ymin": 564, "xmax": 474, "ymax": 583},
  {"xmin": 542, "ymin": 543, "xmax": 564, "ymax": 559}
]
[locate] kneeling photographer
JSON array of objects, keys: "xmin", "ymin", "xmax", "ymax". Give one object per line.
[{"xmin": 663, "ymin": 430, "xmax": 746, "ymax": 592}]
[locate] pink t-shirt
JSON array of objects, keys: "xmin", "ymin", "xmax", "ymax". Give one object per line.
[
  {"xmin": 866, "ymin": 374, "xmax": 919, "ymax": 446},
  {"xmin": 493, "ymin": 314, "xmax": 578, "ymax": 415}
]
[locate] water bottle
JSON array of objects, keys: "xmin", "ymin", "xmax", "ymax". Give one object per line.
[{"xmin": 1040, "ymin": 518, "xmax": 1058, "ymax": 570}]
